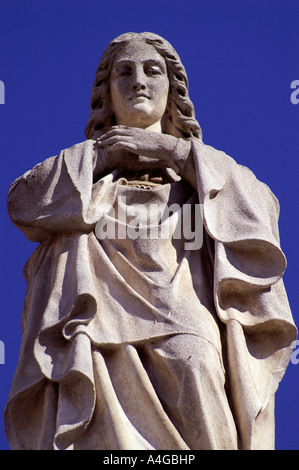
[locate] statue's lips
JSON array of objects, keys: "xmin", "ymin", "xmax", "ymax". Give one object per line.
[{"xmin": 130, "ymin": 94, "xmax": 150, "ymax": 102}]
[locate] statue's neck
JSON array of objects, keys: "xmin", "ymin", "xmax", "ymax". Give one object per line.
[{"xmin": 142, "ymin": 121, "xmax": 162, "ymax": 133}]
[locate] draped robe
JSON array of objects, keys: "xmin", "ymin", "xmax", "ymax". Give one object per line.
[{"xmin": 5, "ymin": 138, "xmax": 297, "ymax": 450}]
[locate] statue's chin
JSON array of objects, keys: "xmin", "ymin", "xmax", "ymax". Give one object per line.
[{"xmin": 117, "ymin": 104, "xmax": 163, "ymax": 131}]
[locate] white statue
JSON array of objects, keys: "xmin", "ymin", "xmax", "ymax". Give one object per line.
[{"xmin": 5, "ymin": 32, "xmax": 297, "ymax": 450}]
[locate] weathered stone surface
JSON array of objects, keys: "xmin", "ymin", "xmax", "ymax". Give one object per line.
[{"xmin": 5, "ymin": 32, "xmax": 297, "ymax": 450}]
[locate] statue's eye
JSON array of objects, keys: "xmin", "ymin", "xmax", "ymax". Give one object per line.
[
  {"xmin": 145, "ymin": 64, "xmax": 162, "ymax": 76},
  {"xmin": 118, "ymin": 67, "xmax": 132, "ymax": 77},
  {"xmin": 113, "ymin": 64, "xmax": 132, "ymax": 78}
]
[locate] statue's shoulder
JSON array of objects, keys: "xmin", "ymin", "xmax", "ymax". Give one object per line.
[
  {"xmin": 202, "ymin": 142, "xmax": 243, "ymax": 169},
  {"xmin": 63, "ymin": 139, "xmax": 97, "ymax": 155},
  {"xmin": 202, "ymin": 142, "xmax": 280, "ymax": 211},
  {"xmin": 202, "ymin": 142, "xmax": 258, "ymax": 181}
]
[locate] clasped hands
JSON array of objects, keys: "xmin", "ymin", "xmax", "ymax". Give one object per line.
[{"xmin": 96, "ymin": 125, "xmax": 188, "ymax": 175}]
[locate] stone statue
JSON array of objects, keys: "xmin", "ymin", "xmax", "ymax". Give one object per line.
[{"xmin": 5, "ymin": 32, "xmax": 297, "ymax": 450}]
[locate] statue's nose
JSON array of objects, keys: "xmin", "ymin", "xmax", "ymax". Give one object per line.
[
  {"xmin": 132, "ymin": 68, "xmax": 146, "ymax": 91},
  {"xmin": 133, "ymin": 82, "xmax": 146, "ymax": 91}
]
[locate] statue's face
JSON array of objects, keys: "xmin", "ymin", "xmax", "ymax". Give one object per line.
[{"xmin": 110, "ymin": 41, "xmax": 169, "ymax": 129}]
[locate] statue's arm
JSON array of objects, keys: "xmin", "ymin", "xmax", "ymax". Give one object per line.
[
  {"xmin": 7, "ymin": 141, "xmax": 96, "ymax": 242},
  {"xmin": 173, "ymin": 139, "xmax": 197, "ymax": 189},
  {"xmin": 96, "ymin": 125, "xmax": 197, "ymax": 187}
]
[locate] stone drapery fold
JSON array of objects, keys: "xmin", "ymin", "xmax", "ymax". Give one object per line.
[{"xmin": 5, "ymin": 138, "xmax": 297, "ymax": 449}]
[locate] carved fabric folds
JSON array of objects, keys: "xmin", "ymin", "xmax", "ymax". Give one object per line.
[{"xmin": 5, "ymin": 138, "xmax": 297, "ymax": 449}]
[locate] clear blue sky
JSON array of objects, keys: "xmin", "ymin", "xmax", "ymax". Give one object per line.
[{"xmin": 0, "ymin": 0, "xmax": 298, "ymax": 450}]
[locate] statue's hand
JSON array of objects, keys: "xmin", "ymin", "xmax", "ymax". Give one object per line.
[{"xmin": 96, "ymin": 126, "xmax": 183, "ymax": 173}]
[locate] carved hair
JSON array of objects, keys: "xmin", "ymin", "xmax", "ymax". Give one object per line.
[{"xmin": 85, "ymin": 32, "xmax": 202, "ymax": 141}]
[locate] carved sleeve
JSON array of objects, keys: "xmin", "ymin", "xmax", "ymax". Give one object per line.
[{"xmin": 7, "ymin": 141, "xmax": 97, "ymax": 241}]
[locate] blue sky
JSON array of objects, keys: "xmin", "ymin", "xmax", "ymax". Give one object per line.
[{"xmin": 0, "ymin": 0, "xmax": 298, "ymax": 450}]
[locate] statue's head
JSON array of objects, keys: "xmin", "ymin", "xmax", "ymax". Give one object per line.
[{"xmin": 85, "ymin": 32, "xmax": 202, "ymax": 140}]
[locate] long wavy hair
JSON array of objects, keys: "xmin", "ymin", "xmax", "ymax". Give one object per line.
[{"xmin": 85, "ymin": 32, "xmax": 202, "ymax": 141}]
